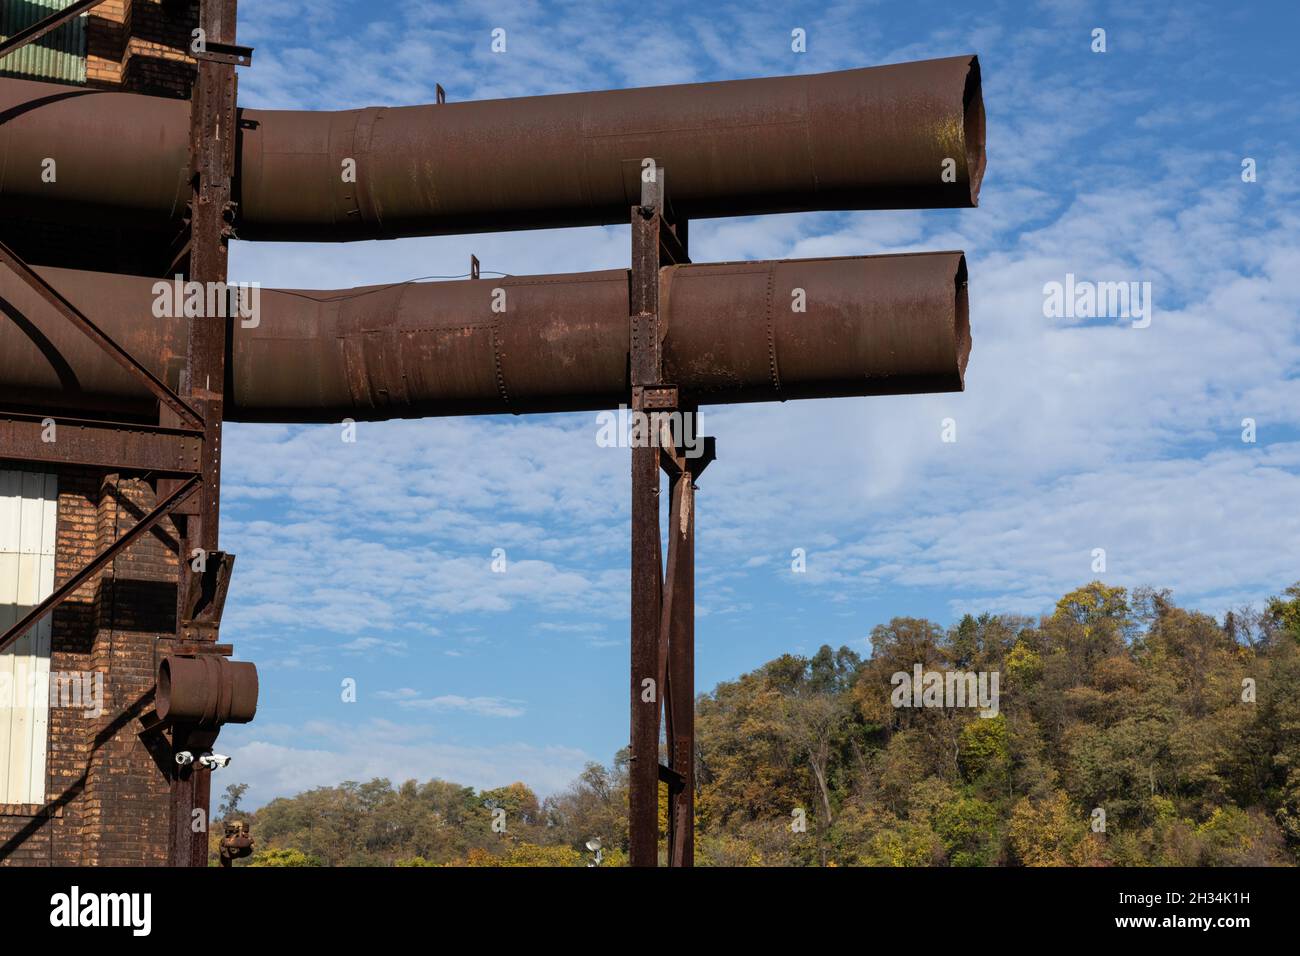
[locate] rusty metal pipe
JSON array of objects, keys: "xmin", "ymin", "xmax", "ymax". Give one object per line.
[
  {"xmin": 0, "ymin": 252, "xmax": 969, "ymax": 422},
  {"xmin": 0, "ymin": 55, "xmax": 983, "ymax": 240},
  {"xmin": 157, "ymin": 655, "xmax": 259, "ymax": 727}
]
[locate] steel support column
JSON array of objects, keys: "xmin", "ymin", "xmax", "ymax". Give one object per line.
[
  {"xmin": 628, "ymin": 167, "xmax": 712, "ymax": 866},
  {"xmin": 658, "ymin": 429, "xmax": 713, "ymax": 866},
  {"xmin": 627, "ymin": 173, "xmax": 665, "ymax": 868},
  {"xmin": 167, "ymin": 0, "xmax": 244, "ymax": 869},
  {"xmin": 628, "ymin": 423, "xmax": 661, "ymax": 865}
]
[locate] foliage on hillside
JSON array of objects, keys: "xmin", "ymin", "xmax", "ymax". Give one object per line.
[{"xmin": 216, "ymin": 582, "xmax": 1300, "ymax": 866}]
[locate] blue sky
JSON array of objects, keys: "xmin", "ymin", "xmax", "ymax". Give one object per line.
[{"xmin": 215, "ymin": 0, "xmax": 1300, "ymax": 808}]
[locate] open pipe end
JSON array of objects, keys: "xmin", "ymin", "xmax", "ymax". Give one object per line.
[
  {"xmin": 964, "ymin": 57, "xmax": 986, "ymax": 207},
  {"xmin": 954, "ymin": 253, "xmax": 972, "ymax": 388},
  {"xmin": 157, "ymin": 657, "xmax": 174, "ymax": 722},
  {"xmin": 156, "ymin": 655, "xmax": 259, "ymax": 727}
]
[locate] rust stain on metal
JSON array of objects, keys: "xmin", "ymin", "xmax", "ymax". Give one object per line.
[
  {"xmin": 0, "ymin": 254, "xmax": 970, "ymax": 422},
  {"xmin": 157, "ymin": 654, "xmax": 258, "ymax": 727},
  {"xmin": 0, "ymin": 56, "xmax": 983, "ymax": 241}
]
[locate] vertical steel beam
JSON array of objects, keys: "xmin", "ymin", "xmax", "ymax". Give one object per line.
[
  {"xmin": 664, "ymin": 440, "xmax": 692, "ymax": 867},
  {"xmin": 628, "ymin": 166, "xmax": 706, "ymax": 866},
  {"xmin": 628, "ymin": 434, "xmax": 661, "ymax": 866},
  {"xmin": 169, "ymin": 0, "xmax": 240, "ymax": 869},
  {"xmin": 658, "ymin": 421, "xmax": 712, "ymax": 867},
  {"xmin": 627, "ymin": 171, "xmax": 665, "ymax": 867}
]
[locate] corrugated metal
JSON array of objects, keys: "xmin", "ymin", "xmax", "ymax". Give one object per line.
[
  {"xmin": 0, "ymin": 0, "xmax": 87, "ymax": 84},
  {"xmin": 0, "ymin": 469, "xmax": 57, "ymax": 806}
]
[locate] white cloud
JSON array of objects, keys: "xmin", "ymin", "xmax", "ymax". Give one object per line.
[
  {"xmin": 397, "ymin": 695, "xmax": 527, "ymax": 718},
  {"xmin": 339, "ymin": 637, "xmax": 408, "ymax": 655},
  {"xmin": 220, "ymin": 718, "xmax": 587, "ymax": 808},
  {"xmin": 374, "ymin": 687, "xmax": 421, "ymax": 700}
]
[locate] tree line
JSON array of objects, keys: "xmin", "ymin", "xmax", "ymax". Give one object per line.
[{"xmin": 214, "ymin": 581, "xmax": 1300, "ymax": 866}]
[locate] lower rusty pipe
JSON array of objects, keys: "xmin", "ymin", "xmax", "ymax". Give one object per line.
[
  {"xmin": 0, "ymin": 252, "xmax": 970, "ymax": 422},
  {"xmin": 157, "ymin": 655, "xmax": 259, "ymax": 728}
]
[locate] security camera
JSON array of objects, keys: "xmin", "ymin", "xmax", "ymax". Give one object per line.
[
  {"xmin": 175, "ymin": 751, "xmax": 195, "ymax": 767},
  {"xmin": 198, "ymin": 752, "xmax": 231, "ymax": 770}
]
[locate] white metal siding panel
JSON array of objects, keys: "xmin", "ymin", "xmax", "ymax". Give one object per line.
[
  {"xmin": 0, "ymin": 469, "xmax": 57, "ymax": 805},
  {"xmin": 0, "ymin": 471, "xmax": 20, "ymax": 802}
]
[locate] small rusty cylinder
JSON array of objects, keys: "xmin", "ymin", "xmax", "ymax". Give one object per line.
[
  {"xmin": 0, "ymin": 253, "xmax": 970, "ymax": 422},
  {"xmin": 157, "ymin": 655, "xmax": 259, "ymax": 727},
  {"xmin": 0, "ymin": 55, "xmax": 983, "ymax": 240}
]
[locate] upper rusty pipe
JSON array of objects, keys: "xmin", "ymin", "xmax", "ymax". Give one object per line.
[
  {"xmin": 0, "ymin": 252, "xmax": 969, "ymax": 422},
  {"xmin": 0, "ymin": 56, "xmax": 984, "ymax": 240}
]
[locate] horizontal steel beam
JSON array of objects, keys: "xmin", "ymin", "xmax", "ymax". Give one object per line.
[{"xmin": 0, "ymin": 411, "xmax": 202, "ymax": 475}]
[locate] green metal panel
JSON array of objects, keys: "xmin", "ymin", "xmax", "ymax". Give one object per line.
[{"xmin": 0, "ymin": 0, "xmax": 88, "ymax": 84}]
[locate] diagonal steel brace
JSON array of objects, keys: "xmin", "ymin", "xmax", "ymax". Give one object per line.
[
  {"xmin": 0, "ymin": 239, "xmax": 203, "ymax": 428},
  {"xmin": 0, "ymin": 476, "xmax": 199, "ymax": 655},
  {"xmin": 0, "ymin": 0, "xmax": 109, "ymax": 60}
]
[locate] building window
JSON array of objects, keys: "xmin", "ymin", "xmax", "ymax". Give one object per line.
[{"xmin": 0, "ymin": 470, "xmax": 57, "ymax": 806}]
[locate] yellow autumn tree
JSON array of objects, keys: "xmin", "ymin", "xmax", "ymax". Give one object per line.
[{"xmin": 1008, "ymin": 790, "xmax": 1094, "ymax": 866}]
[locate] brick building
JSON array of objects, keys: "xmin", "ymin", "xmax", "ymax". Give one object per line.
[{"xmin": 0, "ymin": 1, "xmax": 202, "ymax": 866}]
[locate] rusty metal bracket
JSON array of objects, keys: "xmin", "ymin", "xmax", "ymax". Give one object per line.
[
  {"xmin": 658, "ymin": 434, "xmax": 716, "ymax": 482},
  {"xmin": 179, "ymin": 550, "xmax": 235, "ymax": 642},
  {"xmin": 219, "ymin": 820, "xmax": 254, "ymax": 866},
  {"xmin": 194, "ymin": 39, "xmax": 254, "ymax": 67},
  {"xmin": 632, "ymin": 384, "xmax": 678, "ymax": 411},
  {"xmin": 157, "ymin": 640, "xmax": 233, "ymax": 657}
]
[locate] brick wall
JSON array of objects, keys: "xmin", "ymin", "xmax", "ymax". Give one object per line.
[
  {"xmin": 87, "ymin": 0, "xmax": 198, "ymax": 97},
  {"xmin": 0, "ymin": 470, "xmax": 180, "ymax": 866},
  {"xmin": 82, "ymin": 475, "xmax": 176, "ymax": 866}
]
